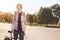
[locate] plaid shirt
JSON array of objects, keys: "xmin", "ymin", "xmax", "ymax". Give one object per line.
[{"xmin": 11, "ymin": 11, "xmax": 26, "ymax": 30}]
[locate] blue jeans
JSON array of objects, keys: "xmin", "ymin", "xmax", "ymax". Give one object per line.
[{"xmin": 14, "ymin": 30, "xmax": 24, "ymax": 40}]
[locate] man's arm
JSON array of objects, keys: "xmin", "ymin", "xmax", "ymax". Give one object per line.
[
  {"xmin": 11, "ymin": 14, "xmax": 15, "ymax": 32},
  {"xmin": 22, "ymin": 13, "xmax": 26, "ymax": 32},
  {"xmin": 11, "ymin": 12, "xmax": 16, "ymax": 32}
]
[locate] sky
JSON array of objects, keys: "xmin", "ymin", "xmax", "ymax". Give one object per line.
[{"xmin": 0, "ymin": 0, "xmax": 60, "ymax": 14}]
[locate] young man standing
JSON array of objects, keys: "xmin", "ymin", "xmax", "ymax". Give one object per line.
[{"xmin": 11, "ymin": 4, "xmax": 26, "ymax": 40}]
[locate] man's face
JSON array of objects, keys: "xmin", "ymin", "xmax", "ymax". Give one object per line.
[{"xmin": 16, "ymin": 5, "xmax": 22, "ymax": 11}]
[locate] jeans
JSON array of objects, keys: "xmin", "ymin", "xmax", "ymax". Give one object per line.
[{"xmin": 14, "ymin": 30, "xmax": 24, "ymax": 40}]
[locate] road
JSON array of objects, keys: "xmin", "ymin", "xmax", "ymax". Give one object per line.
[{"xmin": 0, "ymin": 23, "xmax": 60, "ymax": 40}]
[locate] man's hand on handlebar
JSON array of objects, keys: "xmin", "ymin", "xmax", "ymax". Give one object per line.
[{"xmin": 11, "ymin": 29, "xmax": 14, "ymax": 33}]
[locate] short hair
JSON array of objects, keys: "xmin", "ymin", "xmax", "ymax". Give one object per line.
[{"xmin": 16, "ymin": 4, "xmax": 22, "ymax": 9}]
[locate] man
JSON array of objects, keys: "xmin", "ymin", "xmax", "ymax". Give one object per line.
[{"xmin": 11, "ymin": 4, "xmax": 26, "ymax": 40}]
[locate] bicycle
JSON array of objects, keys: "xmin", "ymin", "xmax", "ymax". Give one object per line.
[{"xmin": 4, "ymin": 30, "xmax": 27, "ymax": 40}]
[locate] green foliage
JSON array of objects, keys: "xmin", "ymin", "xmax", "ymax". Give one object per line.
[
  {"xmin": 37, "ymin": 8, "xmax": 52, "ymax": 24},
  {"xmin": 26, "ymin": 14, "xmax": 35, "ymax": 25},
  {"xmin": 0, "ymin": 12, "xmax": 13, "ymax": 23},
  {"xmin": 51, "ymin": 4, "xmax": 60, "ymax": 17},
  {"xmin": 0, "ymin": 3, "xmax": 60, "ymax": 27},
  {"xmin": 26, "ymin": 4, "xmax": 60, "ymax": 26}
]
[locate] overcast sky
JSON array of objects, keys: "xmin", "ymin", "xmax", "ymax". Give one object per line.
[{"xmin": 0, "ymin": 0, "xmax": 60, "ymax": 14}]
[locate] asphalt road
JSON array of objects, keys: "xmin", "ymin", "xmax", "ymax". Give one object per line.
[{"xmin": 0, "ymin": 23, "xmax": 60, "ymax": 40}]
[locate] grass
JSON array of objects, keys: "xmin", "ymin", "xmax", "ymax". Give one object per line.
[
  {"xmin": 0, "ymin": 22, "xmax": 12, "ymax": 24},
  {"xmin": 0, "ymin": 22, "xmax": 60, "ymax": 28},
  {"xmin": 26, "ymin": 22, "xmax": 60, "ymax": 28},
  {"xmin": 26, "ymin": 22, "xmax": 48, "ymax": 26}
]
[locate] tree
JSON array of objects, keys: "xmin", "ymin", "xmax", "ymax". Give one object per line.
[
  {"xmin": 51, "ymin": 3, "xmax": 60, "ymax": 17},
  {"xmin": 26, "ymin": 14, "xmax": 34, "ymax": 25},
  {"xmin": 0, "ymin": 12, "xmax": 13, "ymax": 23},
  {"xmin": 37, "ymin": 7, "xmax": 59, "ymax": 24},
  {"xmin": 37, "ymin": 7, "xmax": 43, "ymax": 24},
  {"xmin": 40, "ymin": 8, "xmax": 53, "ymax": 24},
  {"xmin": 3, "ymin": 13, "xmax": 13, "ymax": 22}
]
